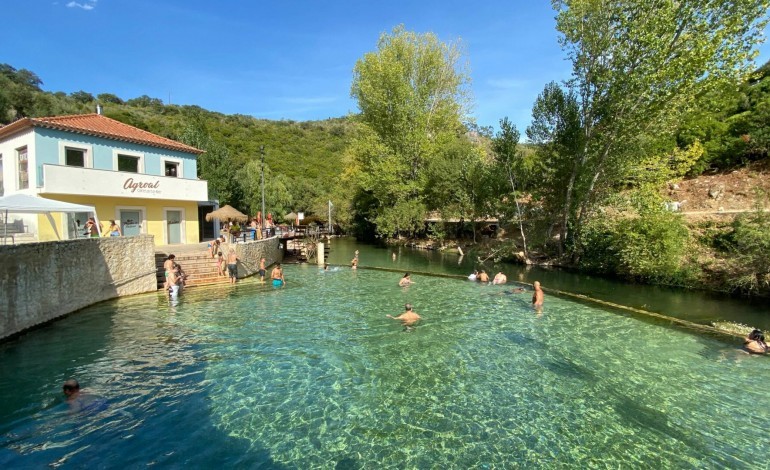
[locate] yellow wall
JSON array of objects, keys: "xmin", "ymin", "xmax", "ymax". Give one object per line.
[{"xmin": 36, "ymin": 195, "xmax": 200, "ymax": 245}]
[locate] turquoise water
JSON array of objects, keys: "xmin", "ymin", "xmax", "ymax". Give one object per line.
[
  {"xmin": 327, "ymin": 238, "xmax": 770, "ymax": 331},
  {"xmin": 1, "ymin": 251, "xmax": 770, "ymax": 467}
]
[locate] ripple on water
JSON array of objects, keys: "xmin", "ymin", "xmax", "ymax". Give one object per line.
[{"xmin": 1, "ymin": 266, "xmax": 769, "ymax": 468}]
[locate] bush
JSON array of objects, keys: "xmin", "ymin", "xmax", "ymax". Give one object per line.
[
  {"xmin": 580, "ymin": 208, "xmax": 693, "ymax": 285},
  {"xmin": 726, "ymin": 198, "xmax": 770, "ymax": 293}
]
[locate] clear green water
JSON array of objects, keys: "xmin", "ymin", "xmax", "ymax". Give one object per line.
[{"xmin": 1, "ymin": 244, "xmax": 769, "ymax": 468}]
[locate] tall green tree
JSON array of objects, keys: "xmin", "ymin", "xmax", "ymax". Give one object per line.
[
  {"xmin": 491, "ymin": 118, "xmax": 529, "ymax": 255},
  {"xmin": 349, "ymin": 25, "xmax": 471, "ymax": 237},
  {"xmin": 527, "ymin": 81, "xmax": 584, "ymax": 256},
  {"xmin": 545, "ymin": 0, "xmax": 769, "ymax": 260},
  {"xmin": 179, "ymin": 118, "xmax": 244, "ymax": 210}
]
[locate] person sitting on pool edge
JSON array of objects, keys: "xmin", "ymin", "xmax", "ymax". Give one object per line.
[
  {"xmin": 387, "ymin": 303, "xmax": 421, "ymax": 330},
  {"xmin": 271, "ymin": 263, "xmax": 285, "ymax": 287},
  {"xmin": 62, "ymin": 379, "xmax": 107, "ymax": 413},
  {"xmin": 744, "ymin": 329, "xmax": 769, "ymax": 354},
  {"xmin": 399, "ymin": 273, "xmax": 413, "ymax": 287}
]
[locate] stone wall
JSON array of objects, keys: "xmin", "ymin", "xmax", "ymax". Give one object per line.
[
  {"xmin": 0, "ymin": 235, "xmax": 157, "ymax": 340},
  {"xmin": 232, "ymin": 236, "xmax": 284, "ymax": 278}
]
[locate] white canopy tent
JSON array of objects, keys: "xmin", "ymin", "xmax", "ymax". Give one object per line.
[{"xmin": 0, "ymin": 193, "xmax": 98, "ymax": 244}]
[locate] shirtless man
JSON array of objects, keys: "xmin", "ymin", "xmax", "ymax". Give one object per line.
[
  {"xmin": 259, "ymin": 258, "xmax": 267, "ymax": 282},
  {"xmin": 227, "ymin": 249, "xmax": 238, "ymax": 284},
  {"xmin": 478, "ymin": 270, "xmax": 489, "ymax": 283},
  {"xmin": 271, "ymin": 263, "xmax": 285, "ymax": 287},
  {"xmin": 493, "ymin": 272, "xmax": 507, "ymax": 285},
  {"xmin": 387, "ymin": 303, "xmax": 421, "ymax": 329},
  {"xmin": 351, "ymin": 257, "xmax": 358, "ymax": 270},
  {"xmin": 399, "ymin": 273, "xmax": 413, "ymax": 287},
  {"xmin": 532, "ymin": 281, "xmax": 544, "ymax": 312}
]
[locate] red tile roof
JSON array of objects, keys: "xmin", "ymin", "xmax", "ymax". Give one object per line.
[{"xmin": 0, "ymin": 114, "xmax": 204, "ymax": 154}]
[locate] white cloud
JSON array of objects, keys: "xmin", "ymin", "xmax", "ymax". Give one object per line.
[{"xmin": 66, "ymin": 0, "xmax": 97, "ymax": 10}]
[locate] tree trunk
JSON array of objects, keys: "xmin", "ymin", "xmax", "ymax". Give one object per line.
[{"xmin": 507, "ymin": 168, "xmax": 528, "ymax": 258}]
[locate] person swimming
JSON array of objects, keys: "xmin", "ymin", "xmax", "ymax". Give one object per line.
[
  {"xmin": 399, "ymin": 273, "xmax": 413, "ymax": 287},
  {"xmin": 744, "ymin": 329, "xmax": 769, "ymax": 354},
  {"xmin": 62, "ymin": 379, "xmax": 107, "ymax": 413}
]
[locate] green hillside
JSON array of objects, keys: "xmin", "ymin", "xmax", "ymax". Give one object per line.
[{"xmin": 0, "ymin": 63, "xmax": 355, "ymax": 217}]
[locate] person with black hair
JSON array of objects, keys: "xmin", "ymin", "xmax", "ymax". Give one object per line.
[
  {"xmin": 62, "ymin": 379, "xmax": 106, "ymax": 413},
  {"xmin": 744, "ymin": 329, "xmax": 769, "ymax": 354},
  {"xmin": 399, "ymin": 273, "xmax": 413, "ymax": 287}
]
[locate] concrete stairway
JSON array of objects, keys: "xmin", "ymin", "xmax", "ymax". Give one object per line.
[{"xmin": 154, "ymin": 250, "xmax": 229, "ymax": 289}]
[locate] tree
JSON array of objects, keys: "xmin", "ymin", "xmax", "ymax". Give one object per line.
[
  {"xmin": 527, "ymin": 81, "xmax": 584, "ymax": 256},
  {"xmin": 545, "ymin": 0, "xmax": 769, "ymax": 260},
  {"xmin": 70, "ymin": 90, "xmax": 95, "ymax": 103},
  {"xmin": 492, "ymin": 117, "xmax": 529, "ymax": 256},
  {"xmin": 97, "ymin": 93, "xmax": 124, "ymax": 105},
  {"xmin": 178, "ymin": 118, "xmax": 244, "ymax": 210},
  {"xmin": 348, "ymin": 25, "xmax": 471, "ymax": 237}
]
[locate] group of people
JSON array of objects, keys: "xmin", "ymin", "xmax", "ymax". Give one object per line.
[
  {"xmin": 78, "ymin": 217, "xmax": 122, "ymax": 238},
  {"xmin": 468, "ymin": 270, "xmax": 544, "ymax": 311},
  {"xmin": 163, "ymin": 254, "xmax": 187, "ymax": 297}
]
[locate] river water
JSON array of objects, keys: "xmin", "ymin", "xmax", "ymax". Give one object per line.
[
  {"xmin": 326, "ymin": 238, "xmax": 770, "ymax": 331},
  {"xmin": 0, "ymin": 238, "xmax": 768, "ymax": 468}
]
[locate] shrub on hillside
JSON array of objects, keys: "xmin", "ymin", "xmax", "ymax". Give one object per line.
[{"xmin": 725, "ymin": 196, "xmax": 770, "ymax": 294}]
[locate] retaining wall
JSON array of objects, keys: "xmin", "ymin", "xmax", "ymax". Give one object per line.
[
  {"xmin": 0, "ymin": 235, "xmax": 157, "ymax": 340},
  {"xmin": 232, "ymin": 236, "xmax": 284, "ymax": 278}
]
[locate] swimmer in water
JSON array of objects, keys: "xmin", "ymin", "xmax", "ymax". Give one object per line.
[
  {"xmin": 387, "ymin": 303, "xmax": 421, "ymax": 331},
  {"xmin": 744, "ymin": 329, "xmax": 769, "ymax": 354},
  {"xmin": 398, "ymin": 273, "xmax": 413, "ymax": 287},
  {"xmin": 62, "ymin": 379, "xmax": 106, "ymax": 413}
]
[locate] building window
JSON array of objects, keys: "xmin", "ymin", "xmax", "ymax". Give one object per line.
[
  {"xmin": 164, "ymin": 161, "xmax": 179, "ymax": 177},
  {"xmin": 65, "ymin": 147, "xmax": 86, "ymax": 167},
  {"xmin": 117, "ymin": 154, "xmax": 140, "ymax": 173},
  {"xmin": 17, "ymin": 147, "xmax": 28, "ymax": 189}
]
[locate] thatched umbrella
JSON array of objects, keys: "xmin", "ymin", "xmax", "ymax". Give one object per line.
[
  {"xmin": 284, "ymin": 212, "xmax": 298, "ymax": 223},
  {"xmin": 205, "ymin": 205, "xmax": 249, "ymax": 223}
]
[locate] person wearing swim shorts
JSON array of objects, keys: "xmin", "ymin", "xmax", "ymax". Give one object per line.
[
  {"xmin": 259, "ymin": 258, "xmax": 266, "ymax": 282},
  {"xmin": 271, "ymin": 263, "xmax": 285, "ymax": 287},
  {"xmin": 227, "ymin": 249, "xmax": 238, "ymax": 284}
]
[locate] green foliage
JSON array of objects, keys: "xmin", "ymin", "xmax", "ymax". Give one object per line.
[
  {"xmin": 70, "ymin": 90, "xmax": 95, "ymax": 104},
  {"xmin": 348, "ymin": 25, "xmax": 471, "ymax": 237},
  {"xmin": 580, "ymin": 191, "xmax": 693, "ymax": 284},
  {"xmin": 676, "ymin": 61, "xmax": 770, "ymax": 172},
  {"xmin": 723, "ymin": 192, "xmax": 770, "ymax": 293},
  {"xmin": 97, "ymin": 93, "xmax": 124, "ymax": 105},
  {"xmin": 539, "ymin": 0, "xmax": 769, "ymax": 261}
]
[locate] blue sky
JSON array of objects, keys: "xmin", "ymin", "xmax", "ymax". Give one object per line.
[{"xmin": 4, "ymin": 0, "xmax": 770, "ymax": 133}]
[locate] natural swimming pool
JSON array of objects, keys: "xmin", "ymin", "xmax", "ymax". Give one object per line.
[{"xmin": 1, "ymin": 244, "xmax": 769, "ymax": 467}]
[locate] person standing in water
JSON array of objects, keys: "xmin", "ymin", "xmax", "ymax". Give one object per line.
[
  {"xmin": 227, "ymin": 249, "xmax": 239, "ymax": 284},
  {"xmin": 259, "ymin": 258, "xmax": 267, "ymax": 282},
  {"xmin": 271, "ymin": 263, "xmax": 285, "ymax": 287},
  {"xmin": 399, "ymin": 273, "xmax": 413, "ymax": 287},
  {"xmin": 532, "ymin": 281, "xmax": 544, "ymax": 312},
  {"xmin": 387, "ymin": 303, "xmax": 421, "ymax": 330}
]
